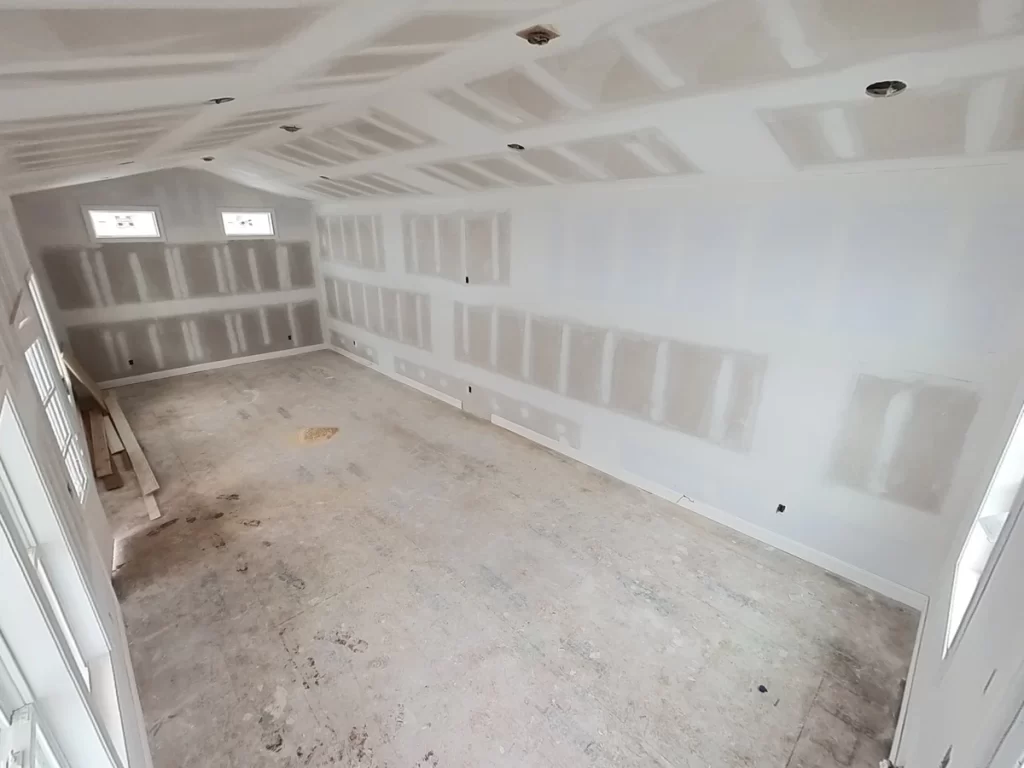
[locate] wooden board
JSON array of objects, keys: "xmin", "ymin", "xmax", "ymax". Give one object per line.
[
  {"xmin": 61, "ymin": 350, "xmax": 107, "ymax": 413},
  {"xmin": 103, "ymin": 414, "xmax": 125, "ymax": 454},
  {"xmin": 105, "ymin": 391, "xmax": 159, "ymax": 496},
  {"xmin": 102, "ymin": 463, "xmax": 124, "ymax": 491},
  {"xmin": 88, "ymin": 409, "xmax": 112, "ymax": 478},
  {"xmin": 143, "ymin": 494, "xmax": 161, "ymax": 520}
]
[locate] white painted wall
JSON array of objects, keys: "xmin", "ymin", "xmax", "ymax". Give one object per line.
[{"xmin": 317, "ymin": 164, "xmax": 1024, "ymax": 601}]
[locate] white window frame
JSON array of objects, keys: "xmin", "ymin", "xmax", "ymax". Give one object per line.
[
  {"xmin": 0, "ymin": 396, "xmax": 105, "ymax": 691},
  {"xmin": 219, "ymin": 208, "xmax": 276, "ymax": 239},
  {"xmin": 18, "ymin": 271, "xmax": 89, "ymax": 504},
  {"xmin": 0, "ymin": 393, "xmax": 123, "ymax": 768},
  {"xmin": 81, "ymin": 206, "xmax": 164, "ymax": 243},
  {"xmin": 23, "ymin": 338, "xmax": 88, "ymax": 503},
  {"xmin": 944, "ymin": 404, "xmax": 1024, "ymax": 657},
  {"xmin": 26, "ymin": 273, "xmax": 68, "ymax": 391}
]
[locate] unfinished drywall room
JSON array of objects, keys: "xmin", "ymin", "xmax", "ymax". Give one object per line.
[{"xmin": 3, "ymin": 1, "xmax": 1024, "ymax": 768}]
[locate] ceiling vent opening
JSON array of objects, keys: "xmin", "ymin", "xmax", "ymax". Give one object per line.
[
  {"xmin": 865, "ymin": 80, "xmax": 907, "ymax": 98},
  {"xmin": 516, "ymin": 24, "xmax": 559, "ymax": 46}
]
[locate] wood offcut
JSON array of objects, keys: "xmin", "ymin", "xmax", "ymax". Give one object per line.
[
  {"xmin": 104, "ymin": 414, "xmax": 125, "ymax": 454},
  {"xmin": 88, "ymin": 409, "xmax": 112, "ymax": 478},
  {"xmin": 106, "ymin": 391, "xmax": 159, "ymax": 496},
  {"xmin": 62, "ymin": 349, "xmax": 107, "ymax": 413}
]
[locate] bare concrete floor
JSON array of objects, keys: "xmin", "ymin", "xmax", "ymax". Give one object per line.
[{"xmin": 107, "ymin": 350, "xmax": 917, "ymax": 768}]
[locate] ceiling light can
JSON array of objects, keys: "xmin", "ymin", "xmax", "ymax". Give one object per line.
[{"xmin": 865, "ymin": 80, "xmax": 907, "ymax": 98}]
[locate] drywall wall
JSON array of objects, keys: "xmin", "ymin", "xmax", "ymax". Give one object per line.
[
  {"xmin": 316, "ymin": 164, "xmax": 1024, "ymax": 600},
  {"xmin": 12, "ymin": 168, "xmax": 323, "ymax": 384}
]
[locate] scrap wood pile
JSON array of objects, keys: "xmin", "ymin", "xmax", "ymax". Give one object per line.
[{"xmin": 63, "ymin": 352, "xmax": 162, "ymax": 520}]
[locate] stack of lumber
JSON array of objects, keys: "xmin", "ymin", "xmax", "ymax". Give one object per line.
[{"xmin": 65, "ymin": 351, "xmax": 161, "ymax": 520}]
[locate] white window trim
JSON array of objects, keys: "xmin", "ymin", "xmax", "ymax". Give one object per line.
[
  {"xmin": 24, "ymin": 338, "xmax": 87, "ymax": 502},
  {"xmin": 218, "ymin": 208, "xmax": 277, "ymax": 240},
  {"xmin": 0, "ymin": 393, "xmax": 124, "ymax": 768},
  {"xmin": 81, "ymin": 206, "xmax": 164, "ymax": 244},
  {"xmin": 27, "ymin": 273, "xmax": 68, "ymax": 391}
]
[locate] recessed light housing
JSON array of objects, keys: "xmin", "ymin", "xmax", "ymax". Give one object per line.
[
  {"xmin": 507, "ymin": 143, "xmax": 525, "ymax": 151},
  {"xmin": 865, "ymin": 80, "xmax": 907, "ymax": 98},
  {"xmin": 280, "ymin": 125, "xmax": 301, "ymax": 133},
  {"xmin": 207, "ymin": 97, "xmax": 235, "ymax": 105}
]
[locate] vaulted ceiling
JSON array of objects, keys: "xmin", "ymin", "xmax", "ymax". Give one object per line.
[{"xmin": 1, "ymin": 0, "xmax": 1022, "ymax": 202}]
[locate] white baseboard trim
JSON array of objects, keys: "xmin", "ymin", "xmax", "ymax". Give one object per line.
[
  {"xmin": 493, "ymin": 416, "xmax": 927, "ymax": 610},
  {"xmin": 327, "ymin": 346, "xmax": 928, "ymax": 610},
  {"xmin": 100, "ymin": 344, "xmax": 327, "ymax": 388},
  {"xmin": 392, "ymin": 372, "xmax": 463, "ymax": 409},
  {"xmin": 330, "ymin": 346, "xmax": 373, "ymax": 368},
  {"xmin": 330, "ymin": 345, "xmax": 463, "ymax": 408}
]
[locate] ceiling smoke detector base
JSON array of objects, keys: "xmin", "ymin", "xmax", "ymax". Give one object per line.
[{"xmin": 516, "ymin": 24, "xmax": 559, "ymax": 46}]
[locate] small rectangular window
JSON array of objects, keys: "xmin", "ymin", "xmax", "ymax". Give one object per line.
[
  {"xmin": 85, "ymin": 209, "xmax": 161, "ymax": 240},
  {"xmin": 221, "ymin": 211, "xmax": 275, "ymax": 237}
]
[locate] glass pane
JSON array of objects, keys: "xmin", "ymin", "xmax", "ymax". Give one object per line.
[
  {"xmin": 24, "ymin": 340, "xmax": 55, "ymax": 402},
  {"xmin": 43, "ymin": 399, "xmax": 71, "ymax": 453},
  {"xmin": 221, "ymin": 211, "xmax": 275, "ymax": 236},
  {"xmin": 63, "ymin": 437, "xmax": 88, "ymax": 502},
  {"xmin": 87, "ymin": 209, "xmax": 160, "ymax": 239}
]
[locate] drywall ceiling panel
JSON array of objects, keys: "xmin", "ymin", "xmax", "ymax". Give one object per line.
[
  {"xmin": 0, "ymin": 62, "xmax": 239, "ymax": 85},
  {"xmin": 0, "ymin": 106, "xmax": 196, "ymax": 145},
  {"xmin": 323, "ymin": 51, "xmax": 445, "ymax": 79},
  {"xmin": 0, "ymin": 105, "xmax": 198, "ymax": 174},
  {"xmin": 565, "ymin": 129, "xmax": 696, "ymax": 178},
  {"xmin": 0, "ymin": 7, "xmax": 320, "ymax": 62},
  {"xmin": 181, "ymin": 106, "xmax": 317, "ymax": 153},
  {"xmin": 366, "ymin": 12, "xmax": 517, "ymax": 47},
  {"xmin": 763, "ymin": 82, "xmax": 972, "ymax": 167},
  {"xmin": 538, "ymin": 37, "xmax": 666, "ymax": 107},
  {"xmin": 466, "ymin": 69, "xmax": 575, "ymax": 126},
  {"xmin": 473, "ymin": 157, "xmax": 553, "ymax": 186},
  {"xmin": 637, "ymin": 0, "xmax": 793, "ymax": 90},
  {"xmin": 303, "ymin": 173, "xmax": 426, "ymax": 199},
  {"xmin": 414, "ymin": 129, "xmax": 696, "ymax": 195},
  {"xmin": 0, "ymin": 0, "xmax": 1020, "ymax": 195},
  {"xmin": 792, "ymin": 0, "xmax": 1004, "ymax": 59},
  {"xmin": 258, "ymin": 109, "xmax": 435, "ymax": 170}
]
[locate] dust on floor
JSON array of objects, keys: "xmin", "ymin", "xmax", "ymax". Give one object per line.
[{"xmin": 107, "ymin": 350, "xmax": 918, "ymax": 768}]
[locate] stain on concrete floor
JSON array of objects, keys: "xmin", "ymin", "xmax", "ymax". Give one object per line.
[{"xmin": 106, "ymin": 350, "xmax": 918, "ymax": 768}]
